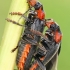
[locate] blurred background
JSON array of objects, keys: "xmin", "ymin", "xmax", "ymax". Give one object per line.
[{"xmin": 0, "ymin": 0, "xmax": 70, "ymax": 70}]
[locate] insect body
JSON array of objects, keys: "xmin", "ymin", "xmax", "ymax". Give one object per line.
[
  {"xmin": 6, "ymin": 0, "xmax": 62, "ymax": 70},
  {"xmin": 6, "ymin": 8, "xmax": 45, "ymax": 70},
  {"xmin": 6, "ymin": 11, "xmax": 61, "ymax": 70}
]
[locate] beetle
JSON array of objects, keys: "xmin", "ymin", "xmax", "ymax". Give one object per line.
[{"xmin": 6, "ymin": 7, "xmax": 45, "ymax": 70}]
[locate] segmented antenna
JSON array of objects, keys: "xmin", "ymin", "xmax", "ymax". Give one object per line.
[
  {"xmin": 30, "ymin": 29, "xmax": 50, "ymax": 42},
  {"xmin": 18, "ymin": 7, "xmax": 32, "ymax": 22},
  {"xmin": 5, "ymin": 18, "xmax": 23, "ymax": 26},
  {"xmin": 9, "ymin": 12, "xmax": 23, "ymax": 16}
]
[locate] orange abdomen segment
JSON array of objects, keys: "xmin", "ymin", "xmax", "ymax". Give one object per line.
[{"xmin": 18, "ymin": 44, "xmax": 31, "ymax": 69}]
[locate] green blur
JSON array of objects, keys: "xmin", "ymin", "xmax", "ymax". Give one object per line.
[{"xmin": 0, "ymin": 0, "xmax": 70, "ymax": 70}]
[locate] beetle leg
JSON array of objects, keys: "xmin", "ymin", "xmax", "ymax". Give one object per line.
[{"xmin": 11, "ymin": 46, "xmax": 18, "ymax": 52}]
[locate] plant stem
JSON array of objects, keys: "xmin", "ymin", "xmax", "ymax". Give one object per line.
[{"xmin": 0, "ymin": 0, "xmax": 29, "ymax": 70}]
